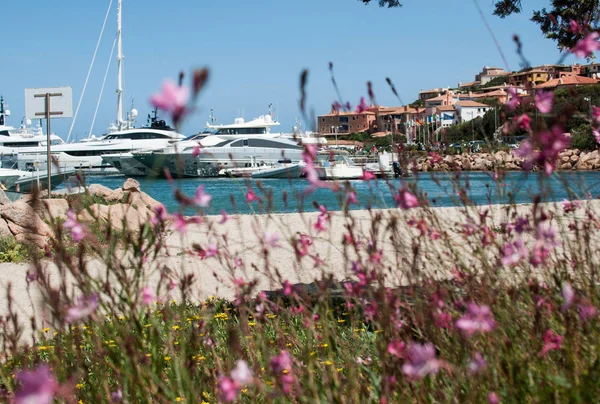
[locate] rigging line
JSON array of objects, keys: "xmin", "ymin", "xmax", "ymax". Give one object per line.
[
  {"xmin": 90, "ymin": 36, "xmax": 117, "ymax": 137},
  {"xmin": 67, "ymin": 0, "xmax": 114, "ymax": 143},
  {"xmin": 472, "ymin": 0, "xmax": 510, "ymax": 73}
]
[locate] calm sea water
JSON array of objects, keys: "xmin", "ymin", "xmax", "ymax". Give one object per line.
[{"xmin": 66, "ymin": 171, "xmax": 600, "ymax": 215}]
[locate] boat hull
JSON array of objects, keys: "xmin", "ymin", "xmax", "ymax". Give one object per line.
[{"xmin": 251, "ymin": 163, "xmax": 304, "ymax": 179}]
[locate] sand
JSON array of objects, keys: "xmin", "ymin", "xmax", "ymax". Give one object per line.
[{"xmin": 0, "ymin": 199, "xmax": 598, "ymax": 343}]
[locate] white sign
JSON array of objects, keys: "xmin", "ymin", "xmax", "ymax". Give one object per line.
[{"xmin": 25, "ymin": 87, "xmax": 73, "ymax": 120}]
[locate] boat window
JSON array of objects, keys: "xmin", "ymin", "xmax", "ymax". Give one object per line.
[
  {"xmin": 230, "ymin": 140, "xmax": 244, "ymax": 147},
  {"xmin": 0, "ymin": 130, "xmax": 9, "ymax": 137},
  {"xmin": 104, "ymin": 132, "xmax": 171, "ymax": 140},
  {"xmin": 64, "ymin": 149, "xmax": 130, "ymax": 157},
  {"xmin": 243, "ymin": 139, "xmax": 249, "ymax": 147},
  {"xmin": 214, "ymin": 127, "xmax": 267, "ymax": 135},
  {"xmin": 246, "ymin": 139, "xmax": 302, "ymax": 149},
  {"xmin": 1, "ymin": 142, "xmax": 41, "ymax": 147}
]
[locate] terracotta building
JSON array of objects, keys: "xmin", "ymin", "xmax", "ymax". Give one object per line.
[{"xmin": 317, "ymin": 108, "xmax": 376, "ymax": 135}]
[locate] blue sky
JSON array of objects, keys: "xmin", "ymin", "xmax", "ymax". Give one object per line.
[{"xmin": 0, "ymin": 0, "xmax": 577, "ymax": 140}]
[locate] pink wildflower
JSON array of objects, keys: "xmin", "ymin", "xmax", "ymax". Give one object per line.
[
  {"xmin": 395, "ymin": 187, "xmax": 419, "ymax": 209},
  {"xmin": 150, "ymin": 205, "xmax": 168, "ymax": 226},
  {"xmin": 592, "ymin": 106, "xmax": 600, "ymax": 125},
  {"xmin": 402, "ymin": 343, "xmax": 441, "ymax": 380},
  {"xmin": 562, "ymin": 199, "xmax": 580, "ymax": 213},
  {"xmin": 263, "ymin": 232, "xmax": 280, "ymax": 249},
  {"xmin": 231, "ymin": 359, "xmax": 253, "ymax": 385},
  {"xmin": 506, "ymin": 87, "xmax": 519, "ymax": 110},
  {"xmin": 578, "ymin": 303, "xmax": 598, "ymax": 321},
  {"xmin": 66, "ymin": 294, "xmax": 99, "ymax": 323},
  {"xmin": 433, "ymin": 309, "xmax": 452, "ymax": 329},
  {"xmin": 561, "ymin": 282, "xmax": 575, "ymax": 311},
  {"xmin": 355, "ymin": 96, "xmax": 369, "ymax": 113},
  {"xmin": 488, "ymin": 392, "xmax": 500, "ymax": 404},
  {"xmin": 387, "ymin": 340, "xmax": 406, "ymax": 358},
  {"xmin": 468, "ymin": 352, "xmax": 487, "ymax": 374},
  {"xmin": 63, "ymin": 209, "xmax": 86, "ymax": 242},
  {"xmin": 332, "ymin": 101, "xmax": 342, "ymax": 113},
  {"xmin": 198, "ymin": 243, "xmax": 218, "ymax": 259},
  {"xmin": 539, "ymin": 329, "xmax": 563, "ymax": 357},
  {"xmin": 270, "ymin": 350, "xmax": 295, "ymax": 394},
  {"xmin": 150, "ymin": 79, "xmax": 189, "ymax": 123},
  {"xmin": 218, "ymin": 376, "xmax": 239, "ymax": 402},
  {"xmin": 569, "ymin": 20, "xmax": 583, "ymax": 34},
  {"xmin": 594, "ymin": 130, "xmax": 600, "ymax": 144},
  {"xmin": 362, "ymin": 170, "xmax": 376, "ymax": 180},
  {"xmin": 282, "ymin": 280, "xmax": 294, "ymax": 296},
  {"xmin": 219, "ymin": 209, "xmax": 228, "ymax": 224},
  {"xmin": 295, "ymin": 233, "xmax": 312, "ymax": 257},
  {"xmin": 173, "ymin": 213, "xmax": 188, "ymax": 234},
  {"xmin": 193, "ymin": 185, "xmax": 212, "ymax": 208},
  {"xmin": 571, "ymin": 32, "xmax": 600, "ymax": 58},
  {"xmin": 314, "ymin": 206, "xmax": 329, "ymax": 232},
  {"xmin": 246, "ymin": 188, "xmax": 261, "ymax": 203},
  {"xmin": 535, "ymin": 90, "xmax": 554, "ymax": 114},
  {"xmin": 142, "ymin": 286, "xmax": 156, "ymax": 305},
  {"xmin": 218, "ymin": 360, "xmax": 253, "ymax": 402},
  {"xmin": 192, "ymin": 144, "xmax": 201, "ymax": 157},
  {"xmin": 501, "ymin": 239, "xmax": 528, "ymax": 266},
  {"xmin": 455, "ymin": 303, "xmax": 496, "ymax": 336},
  {"xmin": 347, "ymin": 190, "xmax": 358, "ymax": 205},
  {"xmin": 15, "ymin": 365, "xmax": 58, "ymax": 404},
  {"xmin": 516, "ymin": 114, "xmax": 531, "ymax": 130},
  {"xmin": 111, "ymin": 389, "xmax": 123, "ymax": 402}
]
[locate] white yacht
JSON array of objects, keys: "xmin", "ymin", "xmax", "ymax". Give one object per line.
[
  {"xmin": 16, "ymin": 116, "xmax": 185, "ymax": 175},
  {"xmin": 130, "ymin": 115, "xmax": 306, "ymax": 178},
  {"xmin": 0, "ymin": 96, "xmax": 66, "ymax": 169}
]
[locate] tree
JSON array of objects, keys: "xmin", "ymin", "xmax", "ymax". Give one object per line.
[{"xmin": 360, "ymin": 0, "xmax": 599, "ymax": 50}]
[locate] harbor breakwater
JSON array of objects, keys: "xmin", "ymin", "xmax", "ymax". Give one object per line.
[{"xmin": 405, "ymin": 149, "xmax": 600, "ymax": 172}]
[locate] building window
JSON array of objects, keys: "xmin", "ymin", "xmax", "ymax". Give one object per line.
[
  {"xmin": 321, "ymin": 118, "xmax": 325, "ymax": 122},
  {"xmin": 339, "ymin": 116, "xmax": 349, "ymax": 123}
]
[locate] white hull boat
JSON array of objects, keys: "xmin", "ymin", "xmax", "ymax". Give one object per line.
[{"xmin": 251, "ymin": 161, "xmax": 305, "ymax": 179}]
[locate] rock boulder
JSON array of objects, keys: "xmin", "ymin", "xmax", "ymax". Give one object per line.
[
  {"xmin": 0, "ymin": 202, "xmax": 53, "ymax": 237},
  {"xmin": 123, "ymin": 178, "xmax": 141, "ymax": 192}
]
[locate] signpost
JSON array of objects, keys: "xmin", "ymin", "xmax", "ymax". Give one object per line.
[{"xmin": 25, "ymin": 87, "xmax": 72, "ymax": 197}]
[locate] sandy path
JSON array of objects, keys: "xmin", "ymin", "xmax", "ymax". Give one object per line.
[{"xmin": 0, "ymin": 199, "xmax": 597, "ymax": 343}]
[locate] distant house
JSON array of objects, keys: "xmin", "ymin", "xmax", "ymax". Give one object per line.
[
  {"xmin": 418, "ymin": 87, "xmax": 448, "ymax": 100},
  {"xmin": 436, "ymin": 105, "xmax": 456, "ymax": 127},
  {"xmin": 534, "ymin": 75, "xmax": 598, "ymax": 90},
  {"xmin": 534, "ymin": 64, "xmax": 582, "ymax": 79},
  {"xmin": 318, "ymin": 109, "xmax": 376, "ymax": 135},
  {"xmin": 509, "ymin": 69, "xmax": 550, "ymax": 87},
  {"xmin": 580, "ymin": 63, "xmax": 600, "ymax": 79},
  {"xmin": 454, "ymin": 101, "xmax": 491, "ymax": 122},
  {"xmin": 475, "ymin": 66, "xmax": 510, "ymax": 85}
]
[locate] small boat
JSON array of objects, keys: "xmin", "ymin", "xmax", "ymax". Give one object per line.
[
  {"xmin": 251, "ymin": 160, "xmax": 305, "ymax": 179},
  {"xmin": 0, "ymin": 168, "xmax": 26, "ymax": 190},
  {"xmin": 218, "ymin": 157, "xmax": 270, "ymax": 177},
  {"xmin": 9, "ymin": 169, "xmax": 76, "ymax": 193},
  {"xmin": 314, "ymin": 151, "xmax": 363, "ymax": 180}
]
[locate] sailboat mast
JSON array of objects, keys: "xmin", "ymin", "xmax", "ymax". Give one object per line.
[{"xmin": 116, "ymin": 0, "xmax": 124, "ymax": 130}]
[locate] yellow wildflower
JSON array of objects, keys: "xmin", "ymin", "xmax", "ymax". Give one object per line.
[
  {"xmin": 320, "ymin": 343, "xmax": 328, "ymax": 348},
  {"xmin": 172, "ymin": 325, "xmax": 180, "ymax": 331},
  {"xmin": 164, "ymin": 356, "xmax": 171, "ymax": 361},
  {"xmin": 266, "ymin": 314, "xmax": 277, "ymax": 319},
  {"xmin": 76, "ymin": 383, "xmax": 83, "ymax": 389},
  {"xmin": 337, "ymin": 319, "xmax": 346, "ymax": 323},
  {"xmin": 42, "ymin": 328, "xmax": 50, "ymax": 333},
  {"xmin": 247, "ymin": 321, "xmax": 256, "ymax": 327},
  {"xmin": 175, "ymin": 397, "xmax": 182, "ymax": 402}
]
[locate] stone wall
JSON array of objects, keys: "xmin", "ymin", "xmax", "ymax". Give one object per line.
[{"xmin": 405, "ymin": 149, "xmax": 600, "ymax": 172}]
